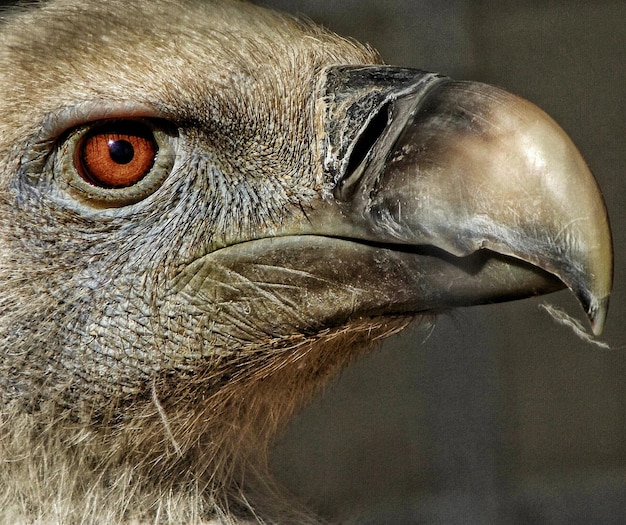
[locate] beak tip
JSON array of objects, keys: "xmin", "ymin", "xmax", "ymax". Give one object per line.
[{"xmin": 589, "ymin": 299, "xmax": 609, "ymax": 336}]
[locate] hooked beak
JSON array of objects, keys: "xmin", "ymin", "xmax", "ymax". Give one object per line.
[{"xmin": 314, "ymin": 66, "xmax": 612, "ymax": 335}]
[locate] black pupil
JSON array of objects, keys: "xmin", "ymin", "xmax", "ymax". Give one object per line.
[{"xmin": 108, "ymin": 139, "xmax": 135, "ymax": 164}]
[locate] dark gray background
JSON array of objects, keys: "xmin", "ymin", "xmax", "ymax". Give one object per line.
[{"xmin": 255, "ymin": 1, "xmax": 626, "ymax": 523}]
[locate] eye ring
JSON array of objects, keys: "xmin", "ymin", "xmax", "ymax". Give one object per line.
[
  {"xmin": 57, "ymin": 118, "xmax": 176, "ymax": 208},
  {"xmin": 76, "ymin": 121, "xmax": 158, "ymax": 188}
]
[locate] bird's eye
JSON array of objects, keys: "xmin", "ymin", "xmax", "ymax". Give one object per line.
[
  {"xmin": 76, "ymin": 122, "xmax": 157, "ymax": 188},
  {"xmin": 55, "ymin": 118, "xmax": 176, "ymax": 208}
]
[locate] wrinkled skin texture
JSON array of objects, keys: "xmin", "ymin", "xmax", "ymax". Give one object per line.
[{"xmin": 0, "ymin": 0, "xmax": 611, "ymax": 523}]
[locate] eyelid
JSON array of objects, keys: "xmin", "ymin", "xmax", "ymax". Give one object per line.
[{"xmin": 36, "ymin": 101, "xmax": 162, "ymax": 144}]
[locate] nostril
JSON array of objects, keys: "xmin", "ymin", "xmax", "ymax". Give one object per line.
[
  {"xmin": 345, "ymin": 103, "xmax": 390, "ymax": 177},
  {"xmin": 336, "ymin": 102, "xmax": 390, "ymax": 201}
]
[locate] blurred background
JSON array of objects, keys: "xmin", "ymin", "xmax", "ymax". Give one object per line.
[{"xmin": 255, "ymin": 1, "xmax": 626, "ymax": 523}]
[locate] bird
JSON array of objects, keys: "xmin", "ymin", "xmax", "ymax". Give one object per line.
[{"xmin": 0, "ymin": 0, "xmax": 613, "ymax": 523}]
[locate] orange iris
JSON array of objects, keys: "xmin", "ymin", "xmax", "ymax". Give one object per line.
[{"xmin": 77, "ymin": 123, "xmax": 157, "ymax": 188}]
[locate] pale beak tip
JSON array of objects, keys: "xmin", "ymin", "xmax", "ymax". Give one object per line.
[{"xmin": 590, "ymin": 298, "xmax": 609, "ymax": 336}]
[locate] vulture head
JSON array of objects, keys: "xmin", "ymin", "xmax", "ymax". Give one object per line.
[{"xmin": 0, "ymin": 0, "xmax": 612, "ymax": 523}]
